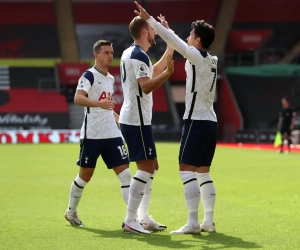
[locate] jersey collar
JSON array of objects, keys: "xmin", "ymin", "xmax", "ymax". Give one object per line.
[
  {"xmin": 131, "ymin": 43, "xmax": 144, "ymax": 52},
  {"xmin": 94, "ymin": 65, "xmax": 108, "ymax": 76}
]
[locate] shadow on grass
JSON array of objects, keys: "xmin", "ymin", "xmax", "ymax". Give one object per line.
[
  {"xmin": 192, "ymin": 232, "xmax": 261, "ymax": 249},
  {"xmin": 75, "ymin": 227, "xmax": 186, "ymax": 249},
  {"xmin": 75, "ymin": 227, "xmax": 261, "ymax": 249}
]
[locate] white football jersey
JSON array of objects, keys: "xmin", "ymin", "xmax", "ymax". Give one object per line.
[
  {"xmin": 183, "ymin": 49, "xmax": 217, "ymax": 121},
  {"xmin": 148, "ymin": 17, "xmax": 217, "ymax": 122},
  {"xmin": 77, "ymin": 66, "xmax": 121, "ymax": 139},
  {"xmin": 119, "ymin": 44, "xmax": 153, "ymax": 126}
]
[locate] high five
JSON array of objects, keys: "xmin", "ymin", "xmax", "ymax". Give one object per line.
[{"xmin": 134, "ymin": 1, "xmax": 218, "ymax": 235}]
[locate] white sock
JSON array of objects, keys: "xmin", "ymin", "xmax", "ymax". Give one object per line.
[
  {"xmin": 117, "ymin": 168, "xmax": 132, "ymax": 205},
  {"xmin": 67, "ymin": 175, "xmax": 88, "ymax": 214},
  {"xmin": 180, "ymin": 171, "xmax": 200, "ymax": 227},
  {"xmin": 137, "ymin": 170, "xmax": 157, "ymax": 221},
  {"xmin": 125, "ymin": 170, "xmax": 152, "ymax": 223},
  {"xmin": 196, "ymin": 172, "xmax": 216, "ymax": 225}
]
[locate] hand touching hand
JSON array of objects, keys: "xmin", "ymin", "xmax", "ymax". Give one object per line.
[{"xmin": 134, "ymin": 1, "xmax": 150, "ymax": 20}]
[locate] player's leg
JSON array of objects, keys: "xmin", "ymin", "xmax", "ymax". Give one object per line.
[
  {"xmin": 196, "ymin": 121, "xmax": 217, "ymax": 233},
  {"xmin": 279, "ymin": 129, "xmax": 286, "ymax": 153},
  {"xmin": 170, "ymin": 120, "xmax": 201, "ymax": 235},
  {"xmin": 65, "ymin": 139, "xmax": 99, "ymax": 226},
  {"xmin": 113, "ymin": 165, "xmax": 131, "ymax": 205},
  {"xmin": 137, "ymin": 158, "xmax": 157, "ymax": 223},
  {"xmin": 135, "ymin": 158, "xmax": 166, "ymax": 232},
  {"xmin": 125, "ymin": 159, "xmax": 153, "ymax": 223},
  {"xmin": 101, "ymin": 137, "xmax": 131, "ymax": 205},
  {"xmin": 119, "ymin": 124, "xmax": 153, "ymax": 234},
  {"xmin": 196, "ymin": 166, "xmax": 216, "ymax": 233},
  {"xmin": 286, "ymin": 130, "xmax": 292, "ymax": 153},
  {"xmin": 129, "ymin": 126, "xmax": 166, "ymax": 232},
  {"xmin": 118, "ymin": 159, "xmax": 152, "ymax": 234},
  {"xmin": 170, "ymin": 162, "xmax": 201, "ymax": 235}
]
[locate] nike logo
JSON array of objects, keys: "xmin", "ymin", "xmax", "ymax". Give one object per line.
[
  {"xmin": 98, "ymin": 81, "xmax": 102, "ymax": 84},
  {"xmin": 141, "ymin": 222, "xmax": 148, "ymax": 226},
  {"xmin": 122, "ymin": 156, "xmax": 128, "ymax": 159},
  {"xmin": 74, "ymin": 196, "xmax": 81, "ymax": 198}
]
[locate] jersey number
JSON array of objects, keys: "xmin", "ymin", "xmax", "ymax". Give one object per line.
[
  {"xmin": 117, "ymin": 145, "xmax": 128, "ymax": 158},
  {"xmin": 210, "ymin": 68, "xmax": 217, "ymax": 92},
  {"xmin": 98, "ymin": 92, "xmax": 111, "ymax": 100}
]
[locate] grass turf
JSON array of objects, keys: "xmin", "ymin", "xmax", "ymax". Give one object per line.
[{"xmin": 1, "ymin": 143, "xmax": 299, "ymax": 249}]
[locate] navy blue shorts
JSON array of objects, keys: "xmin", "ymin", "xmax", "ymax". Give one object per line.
[
  {"xmin": 76, "ymin": 137, "xmax": 129, "ymax": 169},
  {"xmin": 120, "ymin": 124, "xmax": 157, "ymax": 162},
  {"xmin": 179, "ymin": 120, "xmax": 217, "ymax": 167}
]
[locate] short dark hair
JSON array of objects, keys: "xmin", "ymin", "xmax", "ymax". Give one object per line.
[
  {"xmin": 93, "ymin": 40, "xmax": 112, "ymax": 54},
  {"xmin": 192, "ymin": 20, "xmax": 215, "ymax": 49},
  {"xmin": 129, "ymin": 16, "xmax": 148, "ymax": 39}
]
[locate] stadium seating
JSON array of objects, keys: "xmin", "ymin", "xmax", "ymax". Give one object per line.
[
  {"xmin": 0, "ymin": 0, "xmax": 298, "ymax": 140},
  {"xmin": 226, "ymin": 0, "xmax": 300, "ymax": 65},
  {"xmin": 0, "ymin": 1, "xmax": 59, "ymax": 58}
]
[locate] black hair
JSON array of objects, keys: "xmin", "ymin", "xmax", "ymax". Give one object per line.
[{"xmin": 192, "ymin": 20, "xmax": 215, "ymax": 49}]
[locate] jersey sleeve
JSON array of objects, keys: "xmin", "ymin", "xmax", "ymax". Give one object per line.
[
  {"xmin": 77, "ymin": 71, "xmax": 94, "ymax": 93},
  {"xmin": 147, "ymin": 16, "xmax": 203, "ymax": 64},
  {"xmin": 130, "ymin": 50, "xmax": 151, "ymax": 79}
]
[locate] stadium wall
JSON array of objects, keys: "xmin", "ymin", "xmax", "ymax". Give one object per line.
[
  {"xmin": 0, "ymin": 130, "xmax": 80, "ymax": 144},
  {"xmin": 226, "ymin": 65, "xmax": 300, "ymax": 130}
]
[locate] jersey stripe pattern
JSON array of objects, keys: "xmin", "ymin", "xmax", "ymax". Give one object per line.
[
  {"xmin": 119, "ymin": 44, "xmax": 153, "ymax": 126},
  {"xmin": 147, "ymin": 17, "xmax": 217, "ymax": 122},
  {"xmin": 183, "ymin": 49, "xmax": 217, "ymax": 121}
]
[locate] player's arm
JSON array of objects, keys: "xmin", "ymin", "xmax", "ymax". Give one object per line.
[
  {"xmin": 75, "ymin": 71, "xmax": 116, "ymax": 110},
  {"xmin": 74, "ymin": 90, "xmax": 116, "ymax": 110},
  {"xmin": 147, "ymin": 17, "xmax": 187, "ymax": 57},
  {"xmin": 134, "ymin": 2, "xmax": 203, "ymax": 64},
  {"xmin": 138, "ymin": 54, "xmax": 174, "ymax": 94},
  {"xmin": 152, "ymin": 47, "xmax": 174, "ymax": 78},
  {"xmin": 290, "ymin": 111, "xmax": 296, "ymax": 130},
  {"xmin": 152, "ymin": 15, "xmax": 174, "ymax": 78},
  {"xmin": 277, "ymin": 112, "xmax": 283, "ymax": 130}
]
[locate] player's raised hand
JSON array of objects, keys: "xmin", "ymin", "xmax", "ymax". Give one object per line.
[
  {"xmin": 134, "ymin": 1, "xmax": 150, "ymax": 20},
  {"xmin": 157, "ymin": 14, "xmax": 169, "ymax": 29},
  {"xmin": 157, "ymin": 14, "xmax": 174, "ymax": 53},
  {"xmin": 165, "ymin": 54, "xmax": 174, "ymax": 75},
  {"xmin": 98, "ymin": 97, "xmax": 117, "ymax": 110}
]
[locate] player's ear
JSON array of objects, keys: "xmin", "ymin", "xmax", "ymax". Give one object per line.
[{"xmin": 142, "ymin": 28, "xmax": 148, "ymax": 36}]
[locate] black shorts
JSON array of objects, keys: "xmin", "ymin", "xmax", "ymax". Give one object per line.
[
  {"xmin": 76, "ymin": 137, "xmax": 129, "ymax": 168},
  {"xmin": 280, "ymin": 127, "xmax": 291, "ymax": 136},
  {"xmin": 120, "ymin": 124, "xmax": 157, "ymax": 162},
  {"xmin": 179, "ymin": 120, "xmax": 217, "ymax": 167}
]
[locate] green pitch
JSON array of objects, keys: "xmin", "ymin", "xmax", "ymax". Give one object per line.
[{"xmin": 1, "ymin": 143, "xmax": 299, "ymax": 250}]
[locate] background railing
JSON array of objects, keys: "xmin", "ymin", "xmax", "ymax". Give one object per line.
[{"xmin": 220, "ymin": 48, "xmax": 300, "ymax": 66}]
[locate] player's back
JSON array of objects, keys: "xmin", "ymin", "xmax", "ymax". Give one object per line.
[
  {"xmin": 119, "ymin": 44, "xmax": 153, "ymax": 126},
  {"xmin": 183, "ymin": 48, "xmax": 218, "ymax": 122}
]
